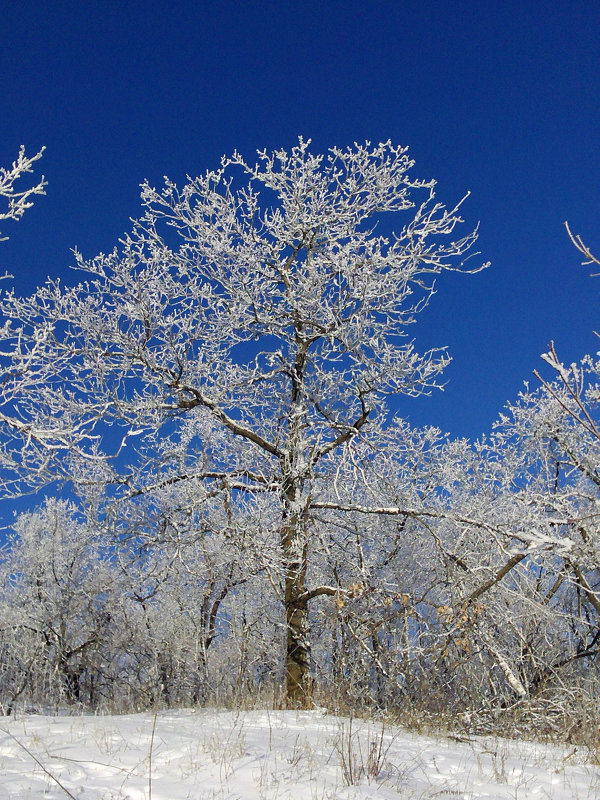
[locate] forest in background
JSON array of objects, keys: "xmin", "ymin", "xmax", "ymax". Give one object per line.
[{"xmin": 0, "ymin": 143, "xmax": 598, "ymax": 748}]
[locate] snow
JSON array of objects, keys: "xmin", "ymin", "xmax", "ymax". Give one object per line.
[{"xmin": 0, "ymin": 709, "xmax": 598, "ymax": 799}]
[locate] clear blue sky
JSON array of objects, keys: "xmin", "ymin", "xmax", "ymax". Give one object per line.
[{"xmin": 1, "ymin": 0, "xmax": 599, "ymax": 441}]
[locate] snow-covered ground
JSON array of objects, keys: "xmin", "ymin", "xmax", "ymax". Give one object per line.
[{"xmin": 0, "ymin": 709, "xmax": 598, "ymax": 799}]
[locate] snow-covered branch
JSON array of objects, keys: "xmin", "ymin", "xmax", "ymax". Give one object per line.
[{"xmin": 0, "ymin": 147, "xmax": 46, "ymax": 241}]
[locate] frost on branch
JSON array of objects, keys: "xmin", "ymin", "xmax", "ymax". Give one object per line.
[{"xmin": 0, "ymin": 147, "xmax": 46, "ymax": 241}]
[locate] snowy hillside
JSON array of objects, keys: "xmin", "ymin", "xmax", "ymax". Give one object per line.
[{"xmin": 0, "ymin": 710, "xmax": 598, "ymax": 799}]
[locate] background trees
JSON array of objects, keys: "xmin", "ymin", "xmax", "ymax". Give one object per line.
[{"xmin": 0, "ymin": 500, "xmax": 115, "ymax": 711}]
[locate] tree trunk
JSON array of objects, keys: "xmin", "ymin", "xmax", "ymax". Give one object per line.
[
  {"xmin": 284, "ymin": 563, "xmax": 310, "ymax": 707},
  {"xmin": 281, "ymin": 491, "xmax": 311, "ymax": 708},
  {"xmin": 281, "ymin": 332, "xmax": 311, "ymax": 708}
]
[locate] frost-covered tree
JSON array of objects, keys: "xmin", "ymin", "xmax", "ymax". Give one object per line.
[
  {"xmin": 0, "ymin": 140, "xmax": 486, "ymax": 706},
  {"xmin": 0, "ymin": 499, "xmax": 116, "ymax": 711},
  {"xmin": 513, "ymin": 224, "xmax": 600, "ymax": 638},
  {"xmin": 0, "ymin": 146, "xmax": 61, "ymax": 473},
  {"xmin": 425, "ymin": 224, "xmax": 600, "ymax": 726}
]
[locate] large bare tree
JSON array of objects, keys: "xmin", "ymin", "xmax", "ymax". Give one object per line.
[{"xmin": 0, "ymin": 139, "xmax": 485, "ymax": 706}]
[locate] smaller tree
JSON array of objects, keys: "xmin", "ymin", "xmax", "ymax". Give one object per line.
[{"xmin": 0, "ymin": 499, "xmax": 115, "ymax": 710}]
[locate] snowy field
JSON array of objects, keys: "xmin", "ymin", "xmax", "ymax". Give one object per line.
[{"xmin": 0, "ymin": 709, "xmax": 598, "ymax": 799}]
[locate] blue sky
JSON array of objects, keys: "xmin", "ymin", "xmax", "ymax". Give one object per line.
[{"xmin": 1, "ymin": 0, "xmax": 599, "ymax": 441}]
